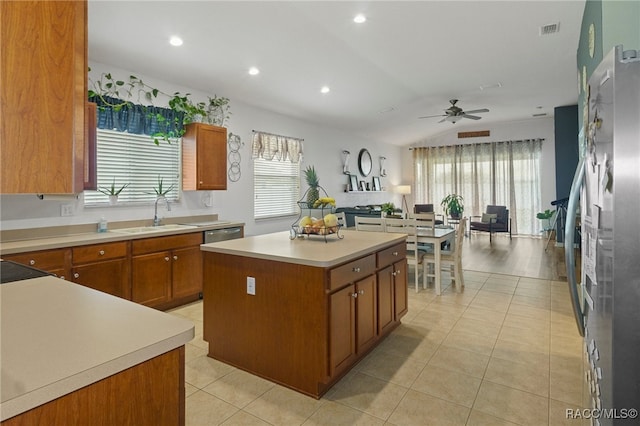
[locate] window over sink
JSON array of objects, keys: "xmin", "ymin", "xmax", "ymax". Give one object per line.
[{"xmin": 84, "ymin": 129, "xmax": 180, "ymax": 206}]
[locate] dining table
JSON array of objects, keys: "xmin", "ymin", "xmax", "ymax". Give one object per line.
[{"xmin": 416, "ymin": 226, "xmax": 456, "ymax": 295}]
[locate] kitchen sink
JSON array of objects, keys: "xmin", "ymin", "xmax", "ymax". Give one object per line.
[{"xmin": 110, "ymin": 224, "xmax": 199, "ymax": 234}]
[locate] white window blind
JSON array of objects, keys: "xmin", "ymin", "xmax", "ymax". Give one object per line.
[
  {"xmin": 253, "ymin": 157, "xmax": 300, "ymax": 219},
  {"xmin": 84, "ymin": 129, "xmax": 180, "ymax": 205}
]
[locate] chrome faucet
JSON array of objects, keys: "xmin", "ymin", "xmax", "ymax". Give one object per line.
[{"xmin": 153, "ymin": 196, "xmax": 171, "ymax": 226}]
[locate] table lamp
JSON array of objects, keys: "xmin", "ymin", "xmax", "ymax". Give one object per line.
[{"xmin": 396, "ymin": 185, "xmax": 411, "ymax": 217}]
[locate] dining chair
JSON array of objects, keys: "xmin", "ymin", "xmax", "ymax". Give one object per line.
[
  {"xmin": 384, "ymin": 217, "xmax": 426, "ymax": 292},
  {"xmin": 354, "ymin": 216, "xmax": 385, "ymax": 232},
  {"xmin": 424, "ymin": 217, "xmax": 467, "ymax": 293},
  {"xmin": 409, "ymin": 212, "xmax": 438, "ymax": 252}
]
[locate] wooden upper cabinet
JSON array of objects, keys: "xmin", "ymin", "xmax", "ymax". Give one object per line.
[
  {"xmin": 182, "ymin": 123, "xmax": 227, "ymax": 190},
  {"xmin": 84, "ymin": 102, "xmax": 98, "ymax": 190},
  {"xmin": 0, "ymin": 1, "xmax": 87, "ymax": 194}
]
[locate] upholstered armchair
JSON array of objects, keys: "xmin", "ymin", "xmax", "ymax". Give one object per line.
[{"xmin": 469, "ymin": 205, "xmax": 512, "ymax": 242}]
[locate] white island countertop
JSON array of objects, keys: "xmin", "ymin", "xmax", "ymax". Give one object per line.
[
  {"xmin": 201, "ymin": 229, "xmax": 406, "ymax": 267},
  {"xmin": 0, "ymin": 276, "xmax": 194, "ymax": 421}
]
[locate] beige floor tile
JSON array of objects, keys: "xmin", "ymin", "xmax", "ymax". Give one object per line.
[
  {"xmin": 498, "ymin": 324, "xmax": 550, "ymax": 350},
  {"xmin": 462, "ymin": 306, "xmax": 507, "ymax": 324},
  {"xmin": 407, "ymin": 310, "xmax": 459, "ymax": 333},
  {"xmin": 185, "ymin": 355, "xmax": 236, "ymax": 389},
  {"xmin": 185, "ymin": 342, "xmax": 208, "ymax": 363},
  {"xmin": 466, "ymin": 410, "xmax": 519, "ymax": 426},
  {"xmin": 327, "ymin": 371, "xmax": 408, "ymax": 420},
  {"xmin": 515, "ymin": 285, "xmax": 551, "ymax": 299},
  {"xmin": 512, "ymin": 294, "xmax": 552, "ymax": 309},
  {"xmin": 201, "ymin": 369, "xmax": 275, "ymax": 408},
  {"xmin": 303, "ymin": 401, "xmax": 385, "ymax": 425},
  {"xmin": 244, "ymin": 386, "xmax": 325, "ymax": 425},
  {"xmin": 491, "ymin": 338, "xmax": 550, "ymax": 368},
  {"xmin": 185, "ymin": 382, "xmax": 199, "ymax": 398},
  {"xmin": 550, "ymin": 353, "xmax": 583, "ymax": 378},
  {"xmin": 356, "ymin": 346, "xmax": 426, "ymax": 385},
  {"xmin": 473, "ymin": 381, "xmax": 549, "ymax": 426},
  {"xmin": 220, "ymin": 410, "xmax": 271, "ymax": 426},
  {"xmin": 186, "ymin": 390, "xmax": 239, "ymax": 425},
  {"xmin": 550, "ymin": 369, "xmax": 584, "ymax": 406},
  {"xmin": 469, "ymin": 294, "xmax": 512, "ymax": 313},
  {"xmin": 387, "ymin": 389, "xmax": 470, "ymax": 425},
  {"xmin": 375, "ymin": 326, "xmax": 443, "ymax": 362},
  {"xmin": 481, "ymin": 282, "xmax": 518, "ymax": 294},
  {"xmin": 550, "ymin": 335, "xmax": 583, "ymax": 357},
  {"xmin": 442, "ymin": 330, "xmax": 497, "ymax": 357},
  {"xmin": 428, "ymin": 346, "xmax": 490, "ymax": 378},
  {"xmin": 411, "ymin": 365, "xmax": 482, "ymax": 407},
  {"xmin": 503, "ymin": 312, "xmax": 551, "ymax": 333},
  {"xmin": 451, "ymin": 316, "xmax": 502, "ymax": 339},
  {"xmin": 549, "ymin": 398, "xmax": 585, "ymax": 426},
  {"xmin": 484, "ymin": 356, "xmax": 550, "ymax": 397},
  {"xmin": 507, "ymin": 303, "xmax": 551, "ymax": 321}
]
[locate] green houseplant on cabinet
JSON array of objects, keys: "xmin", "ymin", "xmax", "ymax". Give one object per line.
[{"xmin": 441, "ymin": 194, "xmax": 464, "ymax": 218}]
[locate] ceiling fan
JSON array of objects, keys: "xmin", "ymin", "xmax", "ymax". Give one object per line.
[{"xmin": 419, "ymin": 99, "xmax": 489, "ymax": 123}]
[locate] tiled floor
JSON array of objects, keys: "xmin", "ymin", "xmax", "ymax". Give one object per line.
[{"xmin": 168, "ymin": 270, "xmax": 584, "ymax": 425}]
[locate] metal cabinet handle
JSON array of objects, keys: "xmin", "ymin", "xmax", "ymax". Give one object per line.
[
  {"xmin": 164, "ymin": 256, "xmax": 170, "ymax": 262},
  {"xmin": 74, "ymin": 272, "xmax": 79, "ymax": 279},
  {"xmin": 173, "ymin": 255, "xmax": 178, "ymax": 260},
  {"xmin": 99, "ymin": 250, "xmax": 105, "ymax": 256},
  {"xmin": 358, "ymin": 289, "xmax": 365, "ymax": 295},
  {"xmin": 350, "ymin": 292, "xmax": 358, "ymax": 298},
  {"xmin": 29, "ymin": 260, "xmax": 35, "ymax": 265},
  {"xmin": 352, "ymin": 267, "xmax": 360, "ymax": 272},
  {"xmin": 60, "ymin": 276, "xmax": 65, "ymax": 280},
  {"xmin": 392, "ymin": 271, "xmax": 398, "ymax": 276},
  {"xmin": 392, "ymin": 251, "xmax": 398, "ymax": 256}
]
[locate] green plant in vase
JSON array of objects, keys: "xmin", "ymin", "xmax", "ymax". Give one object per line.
[
  {"xmin": 441, "ymin": 194, "xmax": 464, "ymax": 218},
  {"xmin": 150, "ymin": 176, "xmax": 175, "ymax": 197},
  {"xmin": 304, "ymin": 166, "xmax": 320, "ymax": 208},
  {"xmin": 381, "ymin": 202, "xmax": 396, "ymax": 216}
]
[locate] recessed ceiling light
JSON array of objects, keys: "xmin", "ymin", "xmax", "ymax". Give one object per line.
[
  {"xmin": 248, "ymin": 67, "xmax": 260, "ymax": 76},
  {"xmin": 320, "ymin": 86, "xmax": 330, "ymax": 94},
  {"xmin": 169, "ymin": 36, "xmax": 183, "ymax": 47},
  {"xmin": 353, "ymin": 14, "xmax": 366, "ymax": 24}
]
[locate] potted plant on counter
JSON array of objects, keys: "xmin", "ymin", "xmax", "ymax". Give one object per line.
[
  {"xmin": 97, "ymin": 178, "xmax": 129, "ymax": 205},
  {"xmin": 441, "ymin": 194, "xmax": 464, "ymax": 219}
]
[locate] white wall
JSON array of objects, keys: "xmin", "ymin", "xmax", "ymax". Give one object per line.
[
  {"xmin": 0, "ymin": 62, "xmax": 405, "ymax": 236},
  {"xmin": 399, "ymin": 117, "xmax": 557, "ymax": 211}
]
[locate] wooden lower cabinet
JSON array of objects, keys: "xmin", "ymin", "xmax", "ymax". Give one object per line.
[
  {"xmin": 393, "ymin": 259, "xmax": 408, "ymax": 320},
  {"xmin": 1, "ymin": 346, "xmax": 185, "ymax": 426},
  {"xmin": 131, "ymin": 233, "xmax": 203, "ymax": 309},
  {"xmin": 71, "ymin": 241, "xmax": 130, "ymax": 299},
  {"xmin": 3, "ymin": 248, "xmax": 71, "ymax": 281},
  {"xmin": 203, "ymin": 240, "xmax": 407, "ymax": 399}
]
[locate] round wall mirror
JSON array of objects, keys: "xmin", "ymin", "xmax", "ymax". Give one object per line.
[{"xmin": 358, "ymin": 148, "xmax": 372, "ymax": 177}]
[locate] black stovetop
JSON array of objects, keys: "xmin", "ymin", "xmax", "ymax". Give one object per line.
[{"xmin": 1, "ymin": 260, "xmax": 52, "ymax": 284}]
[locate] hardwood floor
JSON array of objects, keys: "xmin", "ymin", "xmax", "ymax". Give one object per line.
[{"xmin": 461, "ymin": 233, "xmax": 569, "ymax": 281}]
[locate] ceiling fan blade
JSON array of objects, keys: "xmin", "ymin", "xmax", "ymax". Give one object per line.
[
  {"xmin": 462, "ymin": 114, "xmax": 482, "ymax": 120},
  {"xmin": 438, "ymin": 117, "xmax": 447, "ymax": 123},
  {"xmin": 418, "ymin": 114, "xmax": 445, "ymax": 119},
  {"xmin": 462, "ymin": 108, "xmax": 489, "ymax": 114}
]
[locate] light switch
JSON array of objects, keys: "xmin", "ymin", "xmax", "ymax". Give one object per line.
[{"xmin": 247, "ymin": 276, "xmax": 256, "ymax": 295}]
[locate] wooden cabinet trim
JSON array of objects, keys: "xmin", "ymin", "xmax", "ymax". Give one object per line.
[
  {"xmin": 132, "ymin": 232, "xmax": 202, "ymax": 256},
  {"xmin": 72, "ymin": 241, "xmax": 129, "ymax": 264},
  {"xmin": 376, "ymin": 242, "xmax": 407, "ymax": 269},
  {"xmin": 328, "ymin": 254, "xmax": 376, "ymax": 291}
]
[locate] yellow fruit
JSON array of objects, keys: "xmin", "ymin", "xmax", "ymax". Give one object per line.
[
  {"xmin": 324, "ymin": 213, "xmax": 338, "ymax": 227},
  {"xmin": 299, "ymin": 216, "xmax": 313, "ymax": 227}
]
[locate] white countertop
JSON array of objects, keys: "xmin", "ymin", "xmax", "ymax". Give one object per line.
[
  {"xmin": 201, "ymin": 229, "xmax": 406, "ymax": 267},
  {"xmin": 0, "ymin": 276, "xmax": 194, "ymax": 421}
]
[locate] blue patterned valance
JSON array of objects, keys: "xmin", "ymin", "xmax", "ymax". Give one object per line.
[{"xmin": 89, "ymin": 95, "xmax": 184, "ymax": 137}]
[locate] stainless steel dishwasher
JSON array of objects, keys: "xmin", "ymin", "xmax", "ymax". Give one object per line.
[{"xmin": 204, "ymin": 226, "xmax": 243, "ymax": 243}]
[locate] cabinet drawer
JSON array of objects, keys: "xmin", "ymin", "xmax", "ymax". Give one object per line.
[
  {"xmin": 73, "ymin": 241, "xmax": 128, "ymax": 264},
  {"xmin": 329, "ymin": 254, "xmax": 375, "ymax": 291},
  {"xmin": 377, "ymin": 243, "xmax": 406, "ymax": 268},
  {"xmin": 3, "ymin": 248, "xmax": 70, "ymax": 270},
  {"xmin": 132, "ymin": 232, "xmax": 203, "ymax": 256}
]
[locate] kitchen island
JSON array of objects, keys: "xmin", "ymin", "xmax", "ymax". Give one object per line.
[
  {"xmin": 201, "ymin": 229, "xmax": 408, "ymax": 398},
  {"xmin": 0, "ymin": 276, "xmax": 194, "ymax": 425}
]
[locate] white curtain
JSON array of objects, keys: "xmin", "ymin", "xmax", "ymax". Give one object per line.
[
  {"xmin": 413, "ymin": 139, "xmax": 543, "ymax": 235},
  {"xmin": 251, "ymin": 131, "xmax": 303, "ymax": 163}
]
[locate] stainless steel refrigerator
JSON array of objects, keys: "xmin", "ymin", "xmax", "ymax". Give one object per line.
[{"xmin": 565, "ymin": 45, "xmax": 640, "ymax": 425}]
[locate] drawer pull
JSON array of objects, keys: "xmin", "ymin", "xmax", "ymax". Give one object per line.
[
  {"xmin": 99, "ymin": 250, "xmax": 105, "ymax": 256},
  {"xmin": 392, "ymin": 251, "xmax": 398, "ymax": 256},
  {"xmin": 74, "ymin": 273, "xmax": 79, "ymax": 279},
  {"xmin": 173, "ymin": 255, "xmax": 178, "ymax": 260},
  {"xmin": 358, "ymin": 289, "xmax": 365, "ymax": 295},
  {"xmin": 350, "ymin": 292, "xmax": 358, "ymax": 298},
  {"xmin": 164, "ymin": 256, "xmax": 170, "ymax": 262},
  {"xmin": 29, "ymin": 260, "xmax": 35, "ymax": 265},
  {"xmin": 352, "ymin": 267, "xmax": 361, "ymax": 273}
]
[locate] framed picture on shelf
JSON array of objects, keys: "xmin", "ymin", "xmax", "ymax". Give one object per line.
[
  {"xmin": 372, "ymin": 176, "xmax": 381, "ymax": 191},
  {"xmin": 349, "ymin": 174, "xmax": 359, "ymax": 191},
  {"xmin": 359, "ymin": 180, "xmax": 367, "ymax": 191}
]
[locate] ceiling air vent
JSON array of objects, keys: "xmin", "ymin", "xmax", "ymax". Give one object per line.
[{"xmin": 540, "ymin": 22, "xmax": 560, "ymax": 36}]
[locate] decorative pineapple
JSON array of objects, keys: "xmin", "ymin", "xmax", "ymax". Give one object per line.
[{"xmin": 304, "ymin": 165, "xmax": 320, "ymax": 208}]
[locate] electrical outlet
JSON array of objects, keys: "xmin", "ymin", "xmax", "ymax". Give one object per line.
[
  {"xmin": 60, "ymin": 204, "xmax": 74, "ymax": 217},
  {"xmin": 247, "ymin": 276, "xmax": 256, "ymax": 295}
]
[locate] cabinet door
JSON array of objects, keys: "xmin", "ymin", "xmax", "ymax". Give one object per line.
[
  {"xmin": 131, "ymin": 251, "xmax": 172, "ymax": 307},
  {"xmin": 355, "ymin": 275, "xmax": 377, "ymax": 353},
  {"xmin": 3, "ymin": 248, "xmax": 71, "ymax": 280},
  {"xmin": 1, "ymin": 0, "xmax": 87, "ymax": 194},
  {"xmin": 72, "ymin": 259, "xmax": 129, "ymax": 299},
  {"xmin": 171, "ymin": 246, "xmax": 202, "ymax": 299},
  {"xmin": 393, "ymin": 259, "xmax": 408, "ymax": 320},
  {"xmin": 182, "ymin": 123, "xmax": 227, "ymax": 190},
  {"xmin": 329, "ymin": 284, "xmax": 356, "ymax": 377},
  {"xmin": 377, "ymin": 265, "xmax": 395, "ymax": 335}
]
